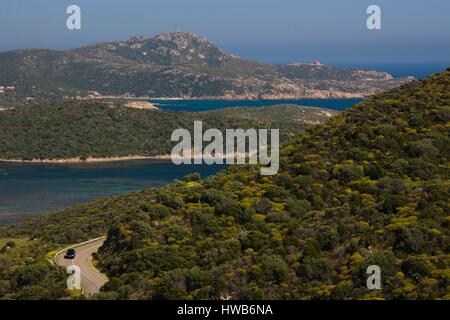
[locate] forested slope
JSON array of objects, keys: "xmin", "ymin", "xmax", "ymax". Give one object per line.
[
  {"xmin": 0, "ymin": 103, "xmax": 334, "ymax": 160},
  {"xmin": 0, "ymin": 31, "xmax": 411, "ymax": 101},
  {"xmin": 0, "ymin": 69, "xmax": 448, "ymax": 300}
]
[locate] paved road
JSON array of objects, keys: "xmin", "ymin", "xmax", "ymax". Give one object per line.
[{"xmin": 55, "ymin": 237, "xmax": 108, "ymax": 296}]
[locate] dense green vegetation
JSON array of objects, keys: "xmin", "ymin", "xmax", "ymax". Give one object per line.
[
  {"xmin": 0, "ymin": 69, "xmax": 449, "ymax": 300},
  {"xmin": 0, "ymin": 238, "xmax": 68, "ymax": 299},
  {"xmin": 0, "ymin": 102, "xmax": 334, "ymax": 160}
]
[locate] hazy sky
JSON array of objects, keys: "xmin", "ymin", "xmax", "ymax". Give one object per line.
[{"xmin": 0, "ymin": 0, "xmax": 449, "ymax": 64}]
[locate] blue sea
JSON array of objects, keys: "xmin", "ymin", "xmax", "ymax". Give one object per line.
[
  {"xmin": 333, "ymin": 63, "xmax": 449, "ymax": 79},
  {"xmin": 0, "ymin": 161, "xmax": 223, "ymax": 226},
  {"xmin": 151, "ymin": 98, "xmax": 362, "ymax": 112}
]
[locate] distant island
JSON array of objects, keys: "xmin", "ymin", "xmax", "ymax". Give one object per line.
[{"xmin": 0, "ymin": 31, "xmax": 413, "ymax": 106}]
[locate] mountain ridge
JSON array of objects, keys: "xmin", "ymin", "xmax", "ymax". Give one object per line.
[{"xmin": 0, "ymin": 31, "xmax": 413, "ymax": 103}]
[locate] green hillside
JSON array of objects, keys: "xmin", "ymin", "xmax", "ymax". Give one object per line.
[
  {"xmin": 0, "ymin": 69, "xmax": 448, "ymax": 300},
  {"xmin": 0, "ymin": 102, "xmax": 335, "ymax": 161},
  {"xmin": 0, "ymin": 31, "xmax": 412, "ymax": 102}
]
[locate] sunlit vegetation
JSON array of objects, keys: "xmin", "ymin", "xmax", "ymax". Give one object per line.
[
  {"xmin": 0, "ymin": 69, "xmax": 449, "ymax": 300},
  {"xmin": 0, "ymin": 238, "xmax": 68, "ymax": 299}
]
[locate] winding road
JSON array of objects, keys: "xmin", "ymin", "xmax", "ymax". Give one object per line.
[{"xmin": 54, "ymin": 236, "xmax": 108, "ymax": 296}]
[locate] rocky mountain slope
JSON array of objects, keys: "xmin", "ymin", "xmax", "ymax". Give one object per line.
[{"xmin": 0, "ymin": 31, "xmax": 413, "ymax": 101}]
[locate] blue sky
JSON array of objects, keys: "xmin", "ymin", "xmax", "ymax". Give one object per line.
[{"xmin": 0, "ymin": 0, "xmax": 449, "ymax": 64}]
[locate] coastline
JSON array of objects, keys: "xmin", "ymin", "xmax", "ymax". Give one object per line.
[
  {"xmin": 0, "ymin": 151, "xmax": 258, "ymax": 164},
  {"xmin": 0, "ymin": 155, "xmax": 173, "ymax": 164}
]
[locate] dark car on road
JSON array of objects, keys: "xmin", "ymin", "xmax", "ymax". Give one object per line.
[{"xmin": 64, "ymin": 248, "xmax": 76, "ymax": 260}]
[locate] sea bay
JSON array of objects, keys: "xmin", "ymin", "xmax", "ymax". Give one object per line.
[
  {"xmin": 0, "ymin": 160, "xmax": 224, "ymax": 226},
  {"xmin": 151, "ymin": 98, "xmax": 362, "ymax": 112},
  {"xmin": 0, "ymin": 98, "xmax": 361, "ymax": 225}
]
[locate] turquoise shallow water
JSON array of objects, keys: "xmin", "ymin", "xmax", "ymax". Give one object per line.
[{"xmin": 0, "ymin": 161, "xmax": 224, "ymax": 226}]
